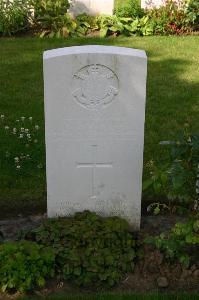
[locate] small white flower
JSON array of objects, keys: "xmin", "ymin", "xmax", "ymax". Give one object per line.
[
  {"xmin": 19, "ymin": 134, "xmax": 24, "ymax": 139},
  {"xmin": 16, "ymin": 119, "xmax": 20, "ymax": 123},
  {"xmin": 27, "ymin": 133, "xmax": 31, "ymax": 139},
  {"xmin": 25, "ymin": 129, "xmax": 29, "ymax": 133},
  {"xmin": 1, "ymin": 115, "xmax": 5, "ymax": 119},
  {"xmin": 37, "ymin": 164, "xmax": 43, "ymax": 169},
  {"xmin": 21, "ymin": 128, "xmax": 25, "ymax": 132},
  {"xmin": 16, "ymin": 165, "xmax": 21, "ymax": 170},
  {"xmin": 5, "ymin": 126, "xmax": 9, "ymax": 130},
  {"xmin": 29, "ymin": 117, "xmax": 33, "ymax": 121},
  {"xmin": 26, "ymin": 154, "xmax": 30, "ymax": 158},
  {"xmin": 21, "ymin": 117, "xmax": 25, "ymax": 121},
  {"xmin": 35, "ymin": 125, "xmax": 39, "ymax": 130},
  {"xmin": 14, "ymin": 157, "xmax": 19, "ymax": 163},
  {"xmin": 13, "ymin": 128, "xmax": 17, "ymax": 134}
]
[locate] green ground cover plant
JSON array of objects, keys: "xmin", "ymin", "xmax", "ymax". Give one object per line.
[
  {"xmin": 0, "ymin": 36, "xmax": 198, "ymax": 215},
  {"xmin": 147, "ymin": 215, "xmax": 199, "ymax": 267},
  {"xmin": 23, "ymin": 211, "xmax": 137, "ymax": 287},
  {"xmin": 0, "ymin": 241, "xmax": 55, "ymax": 292}
]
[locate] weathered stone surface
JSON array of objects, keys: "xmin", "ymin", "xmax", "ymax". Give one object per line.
[
  {"xmin": 43, "ymin": 45, "xmax": 147, "ymax": 229},
  {"xmin": 69, "ymin": 0, "xmax": 114, "ymax": 16},
  {"xmin": 141, "ymin": 0, "xmax": 165, "ymax": 9}
]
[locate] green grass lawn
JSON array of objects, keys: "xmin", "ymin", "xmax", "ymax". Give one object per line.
[
  {"xmin": 0, "ymin": 36, "xmax": 198, "ymax": 217},
  {"xmin": 20, "ymin": 293, "xmax": 199, "ymax": 300}
]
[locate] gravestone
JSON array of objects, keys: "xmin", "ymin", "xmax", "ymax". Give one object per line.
[
  {"xmin": 141, "ymin": 0, "xmax": 165, "ymax": 9},
  {"xmin": 43, "ymin": 46, "xmax": 147, "ymax": 229},
  {"xmin": 69, "ymin": 0, "xmax": 114, "ymax": 16}
]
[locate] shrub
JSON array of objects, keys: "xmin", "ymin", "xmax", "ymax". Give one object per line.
[
  {"xmin": 0, "ymin": 241, "xmax": 55, "ymax": 292},
  {"xmin": 184, "ymin": 0, "xmax": 199, "ymax": 30},
  {"xmin": 147, "ymin": 215, "xmax": 199, "ymax": 267},
  {"xmin": 115, "ymin": 0, "xmax": 144, "ymax": 18},
  {"xmin": 75, "ymin": 13, "xmax": 98, "ymax": 37},
  {"xmin": 147, "ymin": 0, "xmax": 191, "ymax": 35},
  {"xmin": 96, "ymin": 15, "xmax": 154, "ymax": 37},
  {"xmin": 31, "ymin": 0, "xmax": 73, "ymax": 37},
  {"xmin": 0, "ymin": 0, "xmax": 32, "ymax": 36},
  {"xmin": 27, "ymin": 211, "xmax": 137, "ymax": 287}
]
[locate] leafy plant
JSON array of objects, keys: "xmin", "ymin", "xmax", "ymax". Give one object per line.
[
  {"xmin": 147, "ymin": 215, "xmax": 199, "ymax": 267},
  {"xmin": 114, "ymin": 0, "xmax": 144, "ymax": 18},
  {"xmin": 160, "ymin": 126, "xmax": 199, "ymax": 206},
  {"xmin": 96, "ymin": 15, "xmax": 154, "ymax": 37},
  {"xmin": 146, "ymin": 0, "xmax": 191, "ymax": 35},
  {"xmin": 26, "ymin": 211, "xmax": 137, "ymax": 287},
  {"xmin": 0, "ymin": 241, "xmax": 55, "ymax": 292},
  {"xmin": 74, "ymin": 14, "xmax": 97, "ymax": 37},
  {"xmin": 144, "ymin": 126, "xmax": 199, "ymax": 208},
  {"xmin": 184, "ymin": 0, "xmax": 199, "ymax": 30},
  {"xmin": 31, "ymin": 0, "xmax": 74, "ymax": 37},
  {"xmin": 0, "ymin": 0, "xmax": 32, "ymax": 36}
]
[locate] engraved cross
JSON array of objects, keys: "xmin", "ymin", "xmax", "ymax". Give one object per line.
[{"xmin": 77, "ymin": 145, "xmax": 113, "ymax": 199}]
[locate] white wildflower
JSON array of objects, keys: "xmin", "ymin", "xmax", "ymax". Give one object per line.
[
  {"xmin": 14, "ymin": 157, "xmax": 19, "ymax": 163},
  {"xmin": 13, "ymin": 128, "xmax": 17, "ymax": 134},
  {"xmin": 21, "ymin": 127, "xmax": 25, "ymax": 132},
  {"xmin": 5, "ymin": 126, "xmax": 9, "ymax": 130},
  {"xmin": 37, "ymin": 164, "xmax": 43, "ymax": 169},
  {"xmin": 16, "ymin": 119, "xmax": 20, "ymax": 123},
  {"xmin": 16, "ymin": 165, "xmax": 21, "ymax": 170},
  {"xmin": 21, "ymin": 116, "xmax": 25, "ymax": 121},
  {"xmin": 35, "ymin": 125, "xmax": 39, "ymax": 130},
  {"xmin": 19, "ymin": 134, "xmax": 24, "ymax": 139},
  {"xmin": 1, "ymin": 115, "xmax": 5, "ymax": 119},
  {"xmin": 29, "ymin": 117, "xmax": 33, "ymax": 121},
  {"xmin": 27, "ymin": 133, "xmax": 31, "ymax": 139},
  {"xmin": 25, "ymin": 129, "xmax": 29, "ymax": 133}
]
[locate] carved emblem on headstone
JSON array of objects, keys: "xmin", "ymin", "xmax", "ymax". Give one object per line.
[{"xmin": 72, "ymin": 64, "xmax": 119, "ymax": 109}]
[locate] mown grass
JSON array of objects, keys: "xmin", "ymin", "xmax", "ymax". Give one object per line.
[
  {"xmin": 20, "ymin": 293, "xmax": 199, "ymax": 300},
  {"xmin": 0, "ymin": 36, "xmax": 198, "ymax": 216}
]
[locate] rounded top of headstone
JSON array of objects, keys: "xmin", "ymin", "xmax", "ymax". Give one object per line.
[{"xmin": 43, "ymin": 45, "xmax": 147, "ymax": 60}]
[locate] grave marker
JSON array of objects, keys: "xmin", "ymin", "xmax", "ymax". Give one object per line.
[{"xmin": 43, "ymin": 45, "xmax": 147, "ymax": 229}]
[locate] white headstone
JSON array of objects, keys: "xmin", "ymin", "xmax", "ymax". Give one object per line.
[
  {"xmin": 141, "ymin": 0, "xmax": 165, "ymax": 9},
  {"xmin": 44, "ymin": 46, "xmax": 147, "ymax": 229},
  {"xmin": 69, "ymin": 0, "xmax": 114, "ymax": 16}
]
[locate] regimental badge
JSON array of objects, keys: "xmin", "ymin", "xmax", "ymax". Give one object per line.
[{"xmin": 72, "ymin": 64, "xmax": 119, "ymax": 110}]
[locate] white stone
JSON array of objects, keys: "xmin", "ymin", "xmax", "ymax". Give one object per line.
[
  {"xmin": 141, "ymin": 0, "xmax": 165, "ymax": 9},
  {"xmin": 43, "ymin": 45, "xmax": 147, "ymax": 230},
  {"xmin": 69, "ymin": 0, "xmax": 114, "ymax": 16}
]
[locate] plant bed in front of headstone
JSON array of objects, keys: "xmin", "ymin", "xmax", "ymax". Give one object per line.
[
  {"xmin": 0, "ymin": 212, "xmax": 199, "ymax": 298},
  {"xmin": 0, "ymin": 211, "xmax": 138, "ymax": 296}
]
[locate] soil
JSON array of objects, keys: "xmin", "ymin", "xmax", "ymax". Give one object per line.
[{"xmin": 0, "ymin": 214, "xmax": 198, "ymax": 299}]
